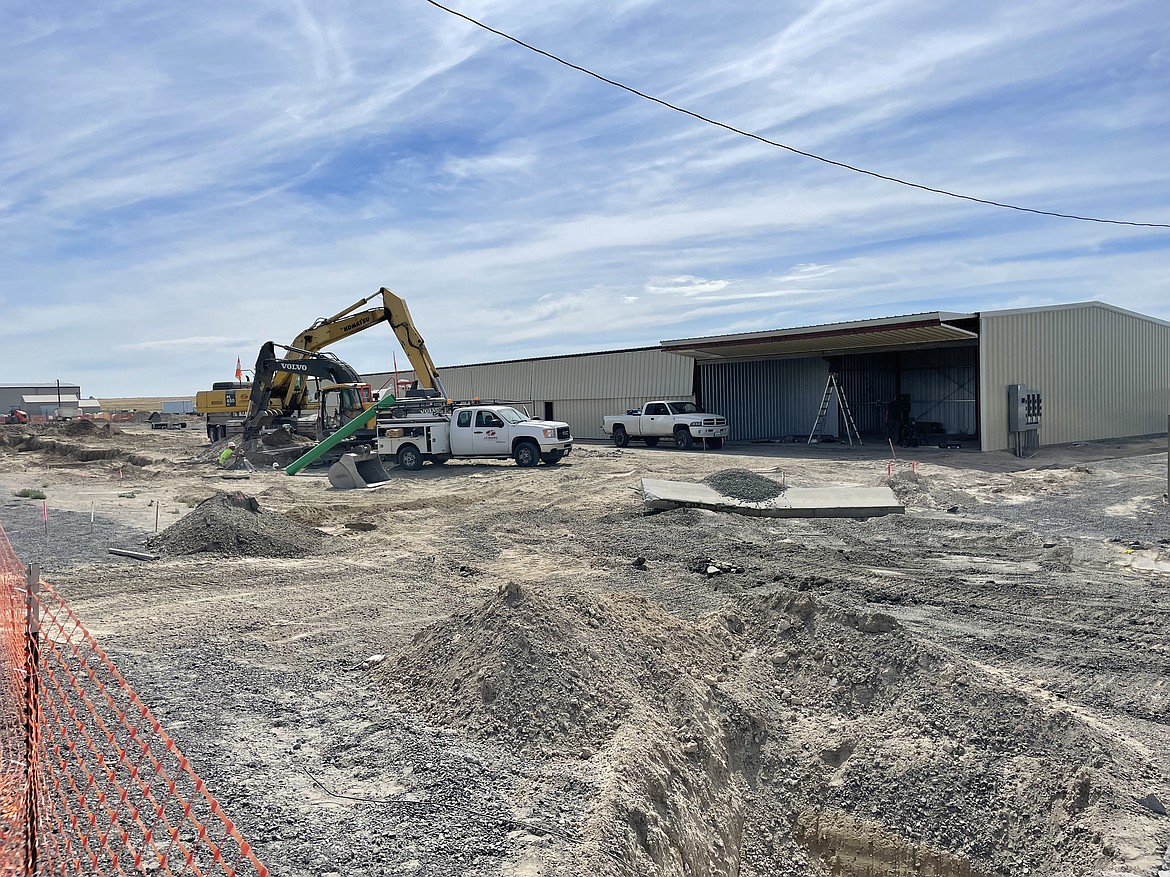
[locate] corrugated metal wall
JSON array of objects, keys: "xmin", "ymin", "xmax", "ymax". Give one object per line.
[
  {"xmin": 701, "ymin": 346, "xmax": 978, "ymax": 443},
  {"xmin": 838, "ymin": 346, "xmax": 978, "ymax": 437},
  {"xmin": 979, "ymin": 304, "xmax": 1170, "ymax": 451},
  {"xmin": 440, "ymin": 349, "xmax": 694, "ymax": 402},
  {"xmin": 836, "ymin": 353, "xmax": 897, "ymax": 435},
  {"xmin": 390, "ymin": 349, "xmax": 695, "ymax": 440},
  {"xmin": 543, "ymin": 398, "xmax": 672, "ymax": 438},
  {"xmin": 700, "ymin": 358, "xmax": 829, "ymax": 441}
]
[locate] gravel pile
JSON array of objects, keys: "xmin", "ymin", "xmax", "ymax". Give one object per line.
[
  {"xmin": 703, "ymin": 468, "xmax": 785, "ymax": 502},
  {"xmin": 382, "ymin": 582, "xmax": 634, "ymax": 754},
  {"xmin": 147, "ymin": 491, "xmax": 325, "ymax": 557}
]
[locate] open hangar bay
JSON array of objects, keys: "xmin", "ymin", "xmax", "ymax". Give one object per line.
[{"xmin": 369, "ymin": 301, "xmax": 1170, "ymax": 451}]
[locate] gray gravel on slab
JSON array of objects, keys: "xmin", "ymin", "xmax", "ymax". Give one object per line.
[{"xmin": 702, "ymin": 469, "xmax": 786, "ymax": 502}]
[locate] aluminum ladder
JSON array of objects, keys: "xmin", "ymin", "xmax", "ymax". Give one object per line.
[{"xmin": 808, "ymin": 373, "xmax": 862, "ymax": 446}]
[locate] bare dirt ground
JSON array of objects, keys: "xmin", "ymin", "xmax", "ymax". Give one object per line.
[{"xmin": 1, "ymin": 421, "xmax": 1167, "ymax": 877}]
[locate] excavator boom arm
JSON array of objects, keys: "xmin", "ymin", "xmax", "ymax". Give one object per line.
[
  {"xmin": 378, "ymin": 288, "xmax": 446, "ymax": 398},
  {"xmin": 289, "ymin": 287, "xmax": 445, "ymax": 398}
]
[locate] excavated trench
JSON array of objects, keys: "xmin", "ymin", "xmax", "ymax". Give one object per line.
[
  {"xmin": 0, "ymin": 431, "xmax": 153, "ymax": 467},
  {"xmin": 792, "ymin": 812, "xmax": 996, "ymax": 877}
]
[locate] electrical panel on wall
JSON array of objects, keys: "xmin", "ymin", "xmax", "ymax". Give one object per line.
[{"xmin": 1008, "ymin": 384, "xmax": 1042, "ymax": 433}]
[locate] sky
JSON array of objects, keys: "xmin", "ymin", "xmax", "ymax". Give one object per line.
[{"xmin": 2, "ymin": 0, "xmax": 1168, "ymax": 395}]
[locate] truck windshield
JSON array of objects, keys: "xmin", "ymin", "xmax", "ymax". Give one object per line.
[
  {"xmin": 667, "ymin": 401, "xmax": 702, "ymax": 415},
  {"xmin": 496, "ymin": 407, "xmax": 530, "ymax": 424}
]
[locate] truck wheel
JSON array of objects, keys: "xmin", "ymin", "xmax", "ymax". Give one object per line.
[
  {"xmin": 707, "ymin": 437, "xmax": 724, "ymax": 450},
  {"xmin": 514, "ymin": 441, "xmax": 540, "ymax": 468},
  {"xmin": 643, "ymin": 437, "xmax": 660, "ymax": 447},
  {"xmin": 397, "ymin": 444, "xmax": 424, "ymax": 471},
  {"xmin": 612, "ymin": 426, "xmax": 630, "ymax": 448},
  {"xmin": 674, "ymin": 428, "xmax": 694, "ymax": 450},
  {"xmin": 541, "ymin": 450, "xmax": 564, "ymax": 465}
]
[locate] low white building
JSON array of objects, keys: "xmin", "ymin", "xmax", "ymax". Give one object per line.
[{"xmin": 0, "ymin": 383, "xmax": 101, "ymax": 418}]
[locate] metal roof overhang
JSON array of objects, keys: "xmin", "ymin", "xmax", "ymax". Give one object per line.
[{"xmin": 662, "ymin": 315, "xmax": 978, "ymax": 361}]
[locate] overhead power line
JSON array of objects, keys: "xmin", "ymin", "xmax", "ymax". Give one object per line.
[{"xmin": 424, "ymin": 0, "xmax": 1170, "ymax": 229}]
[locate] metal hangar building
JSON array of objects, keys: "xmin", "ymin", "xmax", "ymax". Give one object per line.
[{"xmin": 367, "ymin": 300, "xmax": 1169, "ymax": 451}]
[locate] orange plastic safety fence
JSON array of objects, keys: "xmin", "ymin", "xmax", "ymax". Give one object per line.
[
  {"xmin": 1, "ymin": 524, "xmax": 31, "ymax": 873},
  {"xmin": 0, "ymin": 521, "xmax": 269, "ymax": 877}
]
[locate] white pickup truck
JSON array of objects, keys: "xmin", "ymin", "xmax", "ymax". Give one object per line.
[
  {"xmin": 377, "ymin": 403, "xmax": 572, "ymax": 469},
  {"xmin": 601, "ymin": 401, "xmax": 729, "ymax": 450}
]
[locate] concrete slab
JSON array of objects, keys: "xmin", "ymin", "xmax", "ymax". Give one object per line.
[{"xmin": 641, "ymin": 478, "xmax": 904, "ymax": 518}]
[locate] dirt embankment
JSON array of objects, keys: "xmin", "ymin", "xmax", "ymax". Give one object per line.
[
  {"xmin": 0, "ymin": 422, "xmax": 153, "ymax": 467},
  {"xmin": 380, "ymin": 577, "xmax": 1154, "ymax": 877}
]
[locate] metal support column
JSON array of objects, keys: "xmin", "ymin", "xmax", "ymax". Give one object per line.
[{"xmin": 24, "ymin": 563, "xmax": 40, "ymax": 876}]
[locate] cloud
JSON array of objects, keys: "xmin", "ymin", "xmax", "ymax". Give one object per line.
[
  {"xmin": 120, "ymin": 336, "xmax": 251, "ymax": 352},
  {"xmin": 644, "ymin": 276, "xmax": 731, "ymax": 296},
  {"xmin": 0, "ymin": 0, "xmax": 1166, "ymax": 393},
  {"xmin": 444, "ymin": 144, "xmax": 536, "ymax": 178}
]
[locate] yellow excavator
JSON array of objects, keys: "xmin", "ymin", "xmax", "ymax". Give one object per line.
[{"xmin": 196, "ymin": 288, "xmax": 446, "ymax": 442}]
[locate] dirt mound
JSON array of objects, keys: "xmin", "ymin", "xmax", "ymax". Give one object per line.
[
  {"xmin": 61, "ymin": 420, "xmax": 123, "ymax": 439},
  {"xmin": 146, "ymin": 491, "xmax": 326, "ymax": 557},
  {"xmin": 885, "ymin": 468, "xmax": 930, "ymax": 502},
  {"xmin": 383, "ymin": 583, "xmax": 619, "ymax": 751},
  {"xmin": 63, "ymin": 419, "xmax": 98, "ymax": 436},
  {"xmin": 193, "ymin": 439, "xmax": 232, "ymax": 464},
  {"xmin": 380, "ymin": 582, "xmax": 731, "ymax": 755},
  {"xmin": 703, "ymin": 468, "xmax": 785, "ymax": 502},
  {"xmin": 384, "ymin": 582, "xmax": 1145, "ymax": 877},
  {"xmin": 259, "ymin": 428, "xmax": 314, "ymax": 448}
]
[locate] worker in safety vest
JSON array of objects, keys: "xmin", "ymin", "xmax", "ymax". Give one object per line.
[{"xmin": 218, "ymin": 441, "xmax": 255, "ymax": 471}]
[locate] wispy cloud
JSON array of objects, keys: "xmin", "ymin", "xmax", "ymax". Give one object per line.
[
  {"xmin": 1, "ymin": 0, "xmax": 1166, "ymax": 393},
  {"xmin": 120, "ymin": 336, "xmax": 250, "ymax": 352}
]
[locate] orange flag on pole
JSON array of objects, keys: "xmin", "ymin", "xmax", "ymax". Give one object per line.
[{"xmin": 235, "ymin": 357, "xmax": 243, "ymax": 381}]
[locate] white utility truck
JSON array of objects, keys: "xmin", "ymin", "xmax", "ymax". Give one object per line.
[
  {"xmin": 601, "ymin": 400, "xmax": 729, "ymax": 449},
  {"xmin": 378, "ymin": 403, "xmax": 572, "ymax": 469}
]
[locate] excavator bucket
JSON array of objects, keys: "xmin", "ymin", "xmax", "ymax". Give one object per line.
[{"xmin": 327, "ymin": 446, "xmax": 393, "ymax": 489}]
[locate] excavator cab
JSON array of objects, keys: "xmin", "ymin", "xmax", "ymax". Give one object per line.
[{"xmin": 318, "ymin": 383, "xmax": 376, "ymax": 434}]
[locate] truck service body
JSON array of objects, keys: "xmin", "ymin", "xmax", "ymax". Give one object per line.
[{"xmin": 378, "ymin": 403, "xmax": 572, "ymax": 469}]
